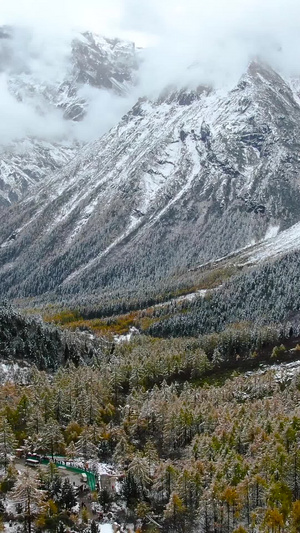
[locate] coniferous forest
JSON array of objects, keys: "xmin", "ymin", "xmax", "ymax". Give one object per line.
[
  {"xmin": 1, "ymin": 259, "xmax": 300, "ymax": 532},
  {"xmin": 2, "ymin": 15, "xmax": 300, "ymax": 532}
]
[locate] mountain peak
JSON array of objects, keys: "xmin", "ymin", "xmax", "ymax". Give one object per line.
[
  {"xmin": 2, "ymin": 60, "xmax": 300, "ymax": 304},
  {"xmin": 0, "ymin": 26, "xmax": 139, "ymax": 207}
]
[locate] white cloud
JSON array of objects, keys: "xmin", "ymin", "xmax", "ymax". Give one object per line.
[
  {"xmin": 0, "ymin": 0, "xmax": 300, "ymax": 146},
  {"xmin": 72, "ymin": 85, "xmax": 136, "ymax": 142},
  {"xmin": 0, "ymin": 1, "xmax": 122, "ymax": 37},
  {"xmin": 0, "ymin": 74, "xmax": 66, "ymax": 145},
  {"xmin": 0, "ymin": 74, "xmax": 71, "ymax": 145},
  {"xmin": 2, "ymin": 0, "xmax": 300, "ymax": 77},
  {"xmin": 120, "ymin": 0, "xmax": 300, "ymax": 93},
  {"xmin": 0, "ymin": 22, "xmax": 135, "ymax": 147}
]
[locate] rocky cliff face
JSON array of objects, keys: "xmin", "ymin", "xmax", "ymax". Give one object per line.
[
  {"xmin": 0, "ymin": 27, "xmax": 138, "ymax": 207},
  {"xmin": 1, "ymin": 61, "xmax": 300, "ymax": 302}
]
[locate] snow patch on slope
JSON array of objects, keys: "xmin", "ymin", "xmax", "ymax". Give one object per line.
[
  {"xmin": 0, "ymin": 362, "xmax": 31, "ymax": 384},
  {"xmin": 264, "ymin": 225, "xmax": 280, "ymax": 240},
  {"xmin": 244, "ymin": 221, "xmax": 300, "ymax": 264}
]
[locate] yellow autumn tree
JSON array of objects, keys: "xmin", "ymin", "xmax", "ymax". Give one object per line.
[
  {"xmin": 263, "ymin": 508, "xmax": 284, "ymax": 532},
  {"xmin": 291, "ymin": 500, "xmax": 300, "ymax": 532}
]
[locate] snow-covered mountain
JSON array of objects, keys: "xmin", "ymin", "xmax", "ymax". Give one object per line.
[
  {"xmin": 1, "ymin": 61, "xmax": 300, "ymax": 302},
  {"xmin": 0, "ymin": 27, "xmax": 138, "ymax": 207},
  {"xmin": 0, "ymin": 140, "xmax": 77, "ymax": 206}
]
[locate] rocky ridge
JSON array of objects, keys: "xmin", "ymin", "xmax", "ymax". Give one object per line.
[{"xmin": 1, "ymin": 62, "xmax": 300, "ymax": 302}]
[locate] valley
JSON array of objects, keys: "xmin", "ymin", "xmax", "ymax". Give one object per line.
[{"xmin": 2, "ymin": 16, "xmax": 300, "ymax": 532}]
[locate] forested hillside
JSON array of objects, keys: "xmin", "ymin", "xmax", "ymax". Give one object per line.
[
  {"xmin": 147, "ymin": 249, "xmax": 300, "ymax": 338},
  {"xmin": 1, "ymin": 331, "xmax": 300, "ymax": 531},
  {"xmin": 38, "ymin": 247, "xmax": 300, "ymax": 347},
  {"xmin": 0, "ymin": 304, "xmax": 105, "ymax": 369}
]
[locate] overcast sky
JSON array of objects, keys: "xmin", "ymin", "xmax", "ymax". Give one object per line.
[
  {"xmin": 1, "ymin": 0, "xmax": 300, "ymax": 90},
  {"xmin": 1, "ymin": 0, "xmax": 300, "ymax": 64},
  {"xmin": 1, "ymin": 0, "xmax": 300, "ymax": 145}
]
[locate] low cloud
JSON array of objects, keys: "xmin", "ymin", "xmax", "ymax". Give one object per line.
[
  {"xmin": 0, "ymin": 74, "xmax": 69, "ymax": 146},
  {"xmin": 0, "ymin": 25, "xmax": 135, "ymax": 147},
  {"xmin": 122, "ymin": 0, "xmax": 300, "ymax": 94},
  {"xmin": 0, "ymin": 71, "xmax": 135, "ymax": 147},
  {"xmin": 72, "ymin": 86, "xmax": 136, "ymax": 143}
]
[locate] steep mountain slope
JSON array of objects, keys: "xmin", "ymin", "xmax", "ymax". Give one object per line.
[
  {"xmin": 221, "ymin": 218, "xmax": 300, "ymax": 268},
  {"xmin": 1, "ymin": 61, "xmax": 300, "ymax": 303},
  {"xmin": 0, "ymin": 27, "xmax": 138, "ymax": 207},
  {"xmin": 187, "ymin": 215, "xmax": 300, "ymax": 279},
  {"xmin": 0, "ymin": 140, "xmax": 76, "ymax": 207}
]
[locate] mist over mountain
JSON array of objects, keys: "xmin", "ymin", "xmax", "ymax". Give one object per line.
[
  {"xmin": 2, "ymin": 60, "xmax": 300, "ymax": 311},
  {"xmin": 0, "ymin": 26, "xmax": 139, "ymax": 206},
  {"xmin": 1, "ymin": 1, "xmax": 300, "ymax": 319},
  {"xmin": 2, "ymin": 5, "xmax": 300, "ymax": 533},
  {"xmin": 2, "ymin": 0, "xmax": 300, "ymax": 208},
  {"xmin": 0, "ymin": 26, "xmax": 139, "ymax": 142}
]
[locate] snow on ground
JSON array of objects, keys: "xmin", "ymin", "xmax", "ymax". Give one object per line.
[
  {"xmin": 0, "ymin": 362, "xmax": 31, "ymax": 385},
  {"xmin": 239, "ymin": 220, "xmax": 300, "ymax": 266},
  {"xmin": 55, "ymin": 457, "xmax": 119, "ymax": 479},
  {"xmin": 63, "ymin": 215, "xmax": 142, "ymax": 284},
  {"xmin": 155, "ymin": 289, "xmax": 208, "ymax": 309},
  {"xmin": 195, "ymin": 219, "xmax": 300, "ymax": 273},
  {"xmin": 5, "ymin": 66, "xmax": 300, "ymax": 298},
  {"xmin": 264, "ymin": 225, "xmax": 280, "ymax": 240},
  {"xmin": 245, "ymin": 358, "xmax": 300, "ymax": 382},
  {"xmin": 99, "ymin": 526, "xmax": 113, "ymax": 533},
  {"xmin": 272, "ymin": 359, "xmax": 300, "ymax": 382},
  {"xmin": 94, "ymin": 462, "xmax": 117, "ymax": 476},
  {"xmin": 99, "ymin": 525, "xmax": 134, "ymax": 533},
  {"xmin": 4, "ymin": 522, "xmax": 19, "ymax": 533},
  {"xmin": 65, "ymin": 198, "xmax": 100, "ymax": 245},
  {"xmin": 114, "ymin": 327, "xmax": 140, "ymax": 344}
]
